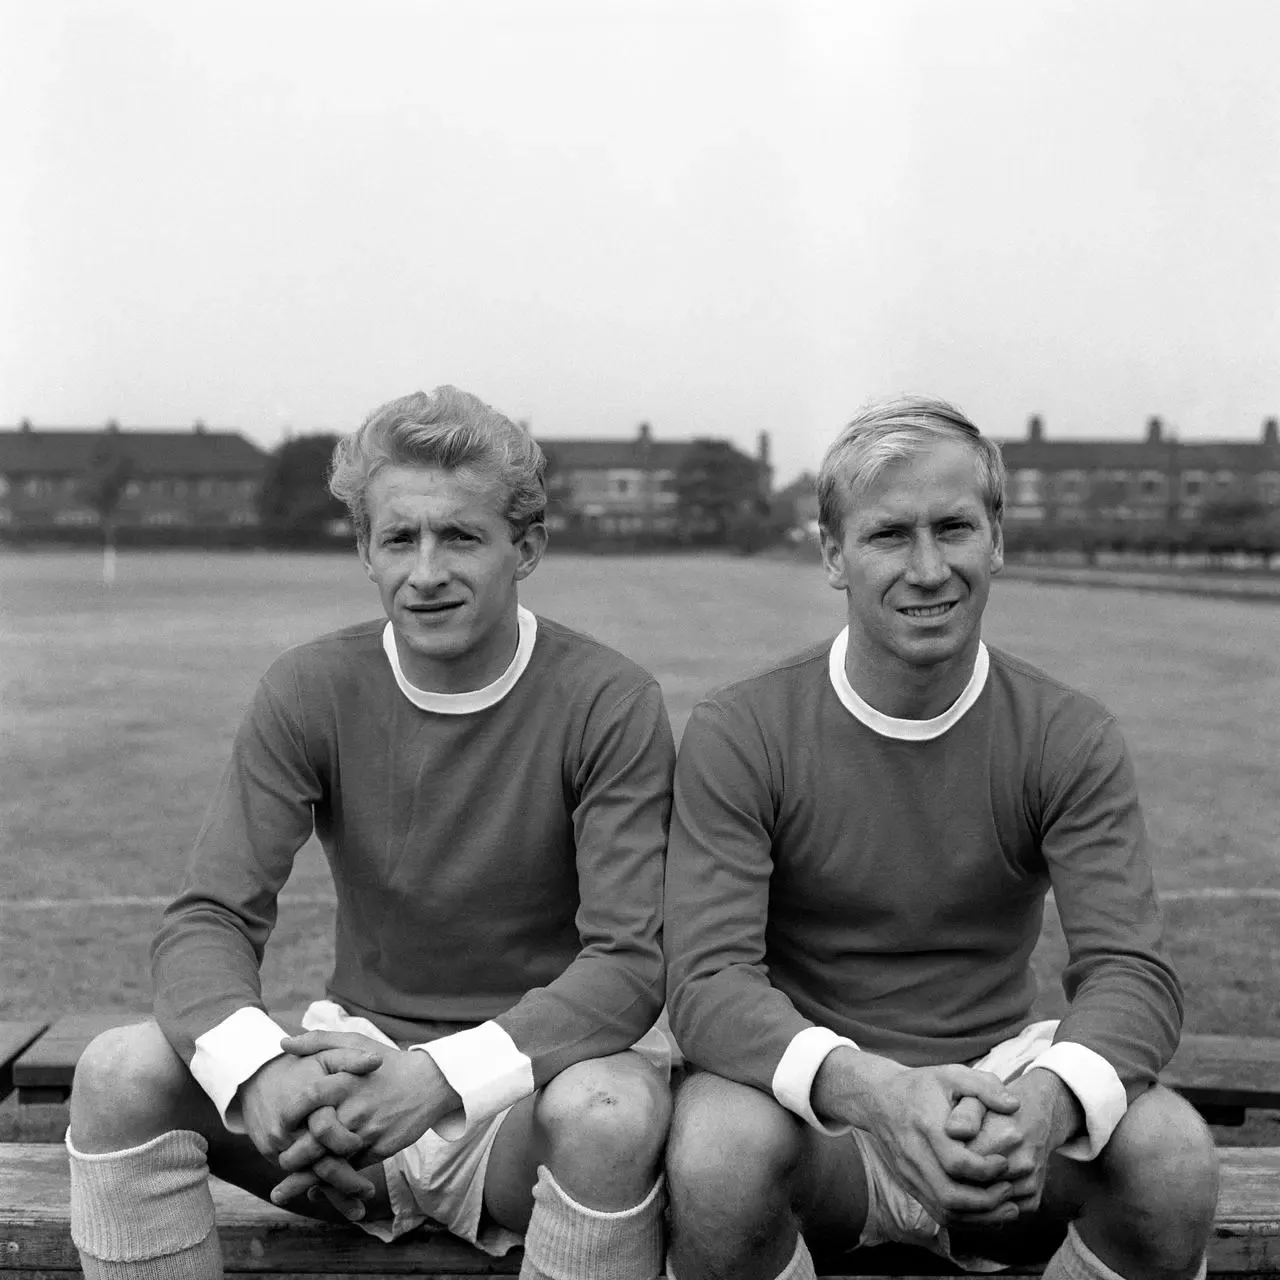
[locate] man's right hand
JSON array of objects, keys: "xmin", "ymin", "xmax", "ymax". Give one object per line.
[
  {"xmin": 237, "ymin": 1044, "xmax": 384, "ymax": 1217},
  {"xmin": 814, "ymin": 1050, "xmax": 1023, "ymax": 1226}
]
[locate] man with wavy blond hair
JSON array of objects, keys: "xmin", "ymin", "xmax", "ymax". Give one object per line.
[{"xmin": 68, "ymin": 386, "xmax": 675, "ymax": 1280}]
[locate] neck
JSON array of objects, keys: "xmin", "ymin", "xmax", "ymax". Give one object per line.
[
  {"xmin": 843, "ymin": 635, "xmax": 980, "ymax": 720},
  {"xmin": 396, "ymin": 612, "xmax": 521, "ymax": 694}
]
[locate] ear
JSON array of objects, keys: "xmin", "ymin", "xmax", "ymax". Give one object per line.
[
  {"xmin": 357, "ymin": 536, "xmax": 375, "ymax": 582},
  {"xmin": 989, "ymin": 519, "xmax": 1005, "ymax": 575},
  {"xmin": 513, "ymin": 521, "xmax": 548, "ymax": 582},
  {"xmin": 819, "ymin": 525, "xmax": 849, "ymax": 592}
]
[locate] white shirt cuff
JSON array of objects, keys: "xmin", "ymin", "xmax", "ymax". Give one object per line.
[
  {"xmin": 1031, "ymin": 1040, "xmax": 1128, "ymax": 1160},
  {"xmin": 771, "ymin": 1026, "xmax": 859, "ymax": 1135},
  {"xmin": 413, "ymin": 1021, "xmax": 534, "ymax": 1140},
  {"xmin": 190, "ymin": 1007, "xmax": 290, "ymax": 1131}
]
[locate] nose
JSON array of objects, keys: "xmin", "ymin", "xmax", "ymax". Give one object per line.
[
  {"xmin": 407, "ymin": 538, "xmax": 450, "ymax": 593},
  {"xmin": 905, "ymin": 533, "xmax": 950, "ymax": 589}
]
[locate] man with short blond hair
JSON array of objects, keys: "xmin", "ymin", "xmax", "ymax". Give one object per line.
[{"xmin": 664, "ymin": 396, "xmax": 1217, "ymax": 1280}]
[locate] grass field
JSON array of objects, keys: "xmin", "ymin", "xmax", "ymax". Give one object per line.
[{"xmin": 2, "ymin": 549, "xmax": 1278, "ymax": 1048}]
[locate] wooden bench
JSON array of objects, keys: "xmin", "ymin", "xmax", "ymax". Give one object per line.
[
  {"xmin": 1, "ymin": 1142, "xmax": 1279, "ymax": 1278},
  {"xmin": 0, "ymin": 1024, "xmax": 47, "ymax": 1104},
  {"xmin": 12, "ymin": 1016, "xmax": 1280, "ymax": 1127}
]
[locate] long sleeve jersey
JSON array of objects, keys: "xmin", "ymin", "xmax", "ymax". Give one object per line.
[
  {"xmin": 665, "ymin": 633, "xmax": 1182, "ymax": 1157},
  {"xmin": 152, "ymin": 606, "xmax": 674, "ymax": 1133}
]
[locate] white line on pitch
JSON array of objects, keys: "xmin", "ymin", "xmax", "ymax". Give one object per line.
[
  {"xmin": 3, "ymin": 887, "xmax": 1280, "ymax": 910},
  {"xmin": 3, "ymin": 895, "xmax": 337, "ymax": 910}
]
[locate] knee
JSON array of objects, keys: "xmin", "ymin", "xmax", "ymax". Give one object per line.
[
  {"xmin": 1095, "ymin": 1086, "xmax": 1219, "ymax": 1267},
  {"xmin": 666, "ymin": 1071, "xmax": 802, "ymax": 1221},
  {"xmin": 535, "ymin": 1052, "xmax": 672, "ymax": 1177},
  {"xmin": 70, "ymin": 1020, "xmax": 192, "ymax": 1151}
]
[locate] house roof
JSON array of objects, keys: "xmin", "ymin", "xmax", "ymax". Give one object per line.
[
  {"xmin": 997, "ymin": 438, "xmax": 1280, "ymax": 471},
  {"xmin": 0, "ymin": 428, "xmax": 268, "ymax": 476},
  {"xmin": 536, "ymin": 437, "xmax": 693, "ymax": 470}
]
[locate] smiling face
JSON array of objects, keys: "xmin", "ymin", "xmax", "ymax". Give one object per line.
[
  {"xmin": 820, "ymin": 438, "xmax": 1004, "ymax": 714},
  {"xmin": 359, "ymin": 464, "xmax": 546, "ymax": 693}
]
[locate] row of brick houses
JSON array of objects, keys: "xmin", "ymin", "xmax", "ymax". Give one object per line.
[
  {"xmin": 998, "ymin": 415, "xmax": 1280, "ymax": 529},
  {"xmin": 0, "ymin": 420, "xmax": 773, "ymax": 541},
  {"xmin": 0, "ymin": 421, "xmax": 267, "ymax": 533},
  {"xmin": 774, "ymin": 415, "xmax": 1280, "ymax": 535},
  {"xmin": 3, "ymin": 415, "xmax": 1278, "ymax": 542},
  {"xmin": 539, "ymin": 423, "xmax": 772, "ymax": 539}
]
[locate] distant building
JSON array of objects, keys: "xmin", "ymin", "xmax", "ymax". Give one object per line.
[
  {"xmin": 773, "ymin": 471, "xmax": 819, "ymax": 533},
  {"xmin": 998, "ymin": 415, "xmax": 1280, "ymax": 528},
  {"xmin": 0, "ymin": 421, "xmax": 268, "ymax": 534},
  {"xmin": 536, "ymin": 422, "xmax": 771, "ymax": 539}
]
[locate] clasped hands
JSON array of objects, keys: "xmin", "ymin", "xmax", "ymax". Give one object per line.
[
  {"xmin": 862, "ymin": 1063, "xmax": 1076, "ymax": 1230},
  {"xmin": 237, "ymin": 1029, "xmax": 458, "ymax": 1221}
]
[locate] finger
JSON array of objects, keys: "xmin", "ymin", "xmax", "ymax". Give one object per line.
[
  {"xmin": 312, "ymin": 1155, "xmax": 376, "ymax": 1200},
  {"xmin": 948, "ymin": 1199, "xmax": 1023, "ymax": 1227},
  {"xmin": 277, "ymin": 1130, "xmax": 328, "ymax": 1172},
  {"xmin": 280, "ymin": 1033, "xmax": 382, "ymax": 1074},
  {"xmin": 307, "ymin": 1104, "xmax": 366, "ymax": 1157},
  {"xmin": 271, "ymin": 1169, "xmax": 320, "ymax": 1204},
  {"xmin": 936, "ymin": 1139, "xmax": 1011, "ymax": 1185},
  {"xmin": 945, "ymin": 1096, "xmax": 986, "ymax": 1140},
  {"xmin": 315, "ymin": 1046, "xmax": 383, "ymax": 1076},
  {"xmin": 946, "ymin": 1068, "xmax": 1020, "ymax": 1115},
  {"xmin": 934, "ymin": 1178, "xmax": 1015, "ymax": 1219},
  {"xmin": 313, "ymin": 1183, "xmax": 367, "ymax": 1222},
  {"xmin": 278, "ymin": 1073, "xmax": 362, "ymax": 1132}
]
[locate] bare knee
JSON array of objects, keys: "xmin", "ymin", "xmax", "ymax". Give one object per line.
[
  {"xmin": 1085, "ymin": 1086, "xmax": 1219, "ymax": 1276},
  {"xmin": 534, "ymin": 1052, "xmax": 671, "ymax": 1193},
  {"xmin": 667, "ymin": 1071, "xmax": 803, "ymax": 1230},
  {"xmin": 70, "ymin": 1020, "xmax": 205, "ymax": 1153}
]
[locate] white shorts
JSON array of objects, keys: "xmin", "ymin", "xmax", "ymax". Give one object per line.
[
  {"xmin": 851, "ymin": 1019, "xmax": 1064, "ymax": 1272},
  {"xmin": 300, "ymin": 999, "xmax": 675, "ymax": 1256}
]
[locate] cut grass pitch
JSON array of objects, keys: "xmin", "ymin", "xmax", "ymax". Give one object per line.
[{"xmin": 2, "ymin": 550, "xmax": 1277, "ymax": 1048}]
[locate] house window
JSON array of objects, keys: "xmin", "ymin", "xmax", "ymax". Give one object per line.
[
  {"xmin": 1181, "ymin": 471, "xmax": 1206, "ymax": 500},
  {"xmin": 0, "ymin": 475, "xmax": 9, "ymax": 497},
  {"xmin": 24, "ymin": 476, "xmax": 51, "ymax": 498},
  {"xmin": 1138, "ymin": 472, "xmax": 1167, "ymax": 500},
  {"xmin": 1011, "ymin": 470, "xmax": 1042, "ymax": 504},
  {"xmin": 124, "ymin": 481, "xmax": 141, "ymax": 499},
  {"xmin": 197, "ymin": 478, "xmax": 215, "ymax": 498},
  {"xmin": 1259, "ymin": 472, "xmax": 1280, "ymax": 505},
  {"xmin": 616, "ymin": 478, "xmax": 630, "ymax": 495},
  {"xmin": 1054, "ymin": 471, "xmax": 1087, "ymax": 502},
  {"xmin": 1213, "ymin": 470, "xmax": 1237, "ymax": 494}
]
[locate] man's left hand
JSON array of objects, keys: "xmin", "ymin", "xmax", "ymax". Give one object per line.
[
  {"xmin": 946, "ymin": 1068, "xmax": 1083, "ymax": 1224},
  {"xmin": 268, "ymin": 1029, "xmax": 462, "ymax": 1205}
]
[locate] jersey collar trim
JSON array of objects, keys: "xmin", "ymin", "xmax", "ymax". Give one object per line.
[
  {"xmin": 382, "ymin": 606, "xmax": 537, "ymax": 714},
  {"xmin": 827, "ymin": 630, "xmax": 989, "ymax": 740}
]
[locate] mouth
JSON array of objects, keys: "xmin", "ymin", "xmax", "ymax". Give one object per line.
[
  {"xmin": 898, "ymin": 602, "xmax": 957, "ymax": 620},
  {"xmin": 404, "ymin": 601, "xmax": 464, "ymax": 616}
]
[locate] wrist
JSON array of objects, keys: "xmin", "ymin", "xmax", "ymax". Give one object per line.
[
  {"xmin": 1024, "ymin": 1067, "xmax": 1084, "ymax": 1148},
  {"xmin": 407, "ymin": 1046, "xmax": 462, "ymax": 1123},
  {"xmin": 812, "ymin": 1046, "xmax": 905, "ymax": 1130}
]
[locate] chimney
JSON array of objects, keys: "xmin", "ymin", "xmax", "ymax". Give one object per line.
[
  {"xmin": 1146, "ymin": 416, "xmax": 1163, "ymax": 444},
  {"xmin": 193, "ymin": 418, "xmax": 207, "ymax": 434},
  {"xmin": 757, "ymin": 430, "xmax": 771, "ymax": 465},
  {"xmin": 637, "ymin": 422, "xmax": 652, "ymax": 444},
  {"xmin": 1265, "ymin": 417, "xmax": 1278, "ymax": 446},
  {"xmin": 105, "ymin": 419, "xmax": 120, "ymax": 434},
  {"xmin": 18, "ymin": 418, "xmax": 32, "ymax": 432},
  {"xmin": 1027, "ymin": 415, "xmax": 1043, "ymax": 442}
]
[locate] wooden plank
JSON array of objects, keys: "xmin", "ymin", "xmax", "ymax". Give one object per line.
[
  {"xmin": 12, "ymin": 1017, "xmax": 144, "ymax": 1094},
  {"xmin": 0, "ymin": 1024, "xmax": 47, "ymax": 1102},
  {"xmin": 1164, "ymin": 1036, "xmax": 1280, "ymax": 1114},
  {"xmin": 2, "ymin": 1145, "xmax": 1279, "ymax": 1275}
]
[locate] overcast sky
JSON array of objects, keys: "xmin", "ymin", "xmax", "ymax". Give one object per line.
[{"xmin": 3, "ymin": 0, "xmax": 1277, "ymax": 484}]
